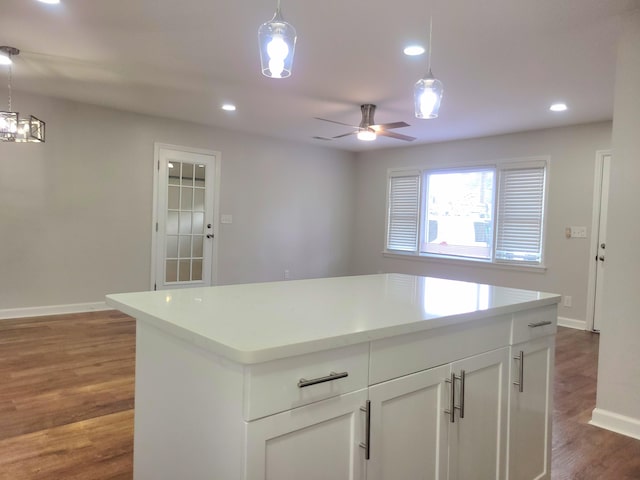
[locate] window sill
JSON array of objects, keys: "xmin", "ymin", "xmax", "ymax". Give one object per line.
[{"xmin": 382, "ymin": 251, "xmax": 547, "ymax": 274}]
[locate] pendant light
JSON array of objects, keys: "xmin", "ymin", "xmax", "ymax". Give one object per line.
[
  {"xmin": 0, "ymin": 46, "xmax": 46, "ymax": 143},
  {"xmin": 258, "ymin": 0, "xmax": 297, "ymax": 79},
  {"xmin": 414, "ymin": 16, "xmax": 443, "ymax": 119}
]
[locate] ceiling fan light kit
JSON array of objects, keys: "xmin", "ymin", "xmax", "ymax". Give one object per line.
[
  {"xmin": 357, "ymin": 128, "xmax": 377, "ymax": 141},
  {"xmin": 258, "ymin": 0, "xmax": 297, "ymax": 79},
  {"xmin": 0, "ymin": 46, "xmax": 46, "ymax": 143},
  {"xmin": 316, "ymin": 104, "xmax": 416, "ymax": 143}
]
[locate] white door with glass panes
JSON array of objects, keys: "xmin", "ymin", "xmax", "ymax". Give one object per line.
[{"xmin": 155, "ymin": 147, "xmax": 218, "ymax": 290}]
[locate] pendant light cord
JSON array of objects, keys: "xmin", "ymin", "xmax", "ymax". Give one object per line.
[
  {"xmin": 427, "ymin": 15, "xmax": 433, "ymax": 73},
  {"xmin": 6, "ymin": 62, "xmax": 12, "ymax": 112}
]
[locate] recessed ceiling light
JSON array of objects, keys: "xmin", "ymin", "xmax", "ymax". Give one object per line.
[
  {"xmin": 550, "ymin": 103, "xmax": 568, "ymax": 112},
  {"xmin": 37, "ymin": 0, "xmax": 61, "ymax": 4},
  {"xmin": 221, "ymin": 104, "xmax": 236, "ymax": 112},
  {"xmin": 404, "ymin": 45, "xmax": 425, "ymax": 56}
]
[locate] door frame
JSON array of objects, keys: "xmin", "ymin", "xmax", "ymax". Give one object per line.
[
  {"xmin": 586, "ymin": 150, "xmax": 611, "ymax": 331},
  {"xmin": 150, "ymin": 143, "xmax": 222, "ymax": 290}
]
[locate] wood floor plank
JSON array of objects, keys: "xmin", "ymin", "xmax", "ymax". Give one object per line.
[{"xmin": 1, "ymin": 312, "xmax": 640, "ymax": 479}]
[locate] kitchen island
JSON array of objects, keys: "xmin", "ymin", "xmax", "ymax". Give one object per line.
[{"xmin": 107, "ymin": 274, "xmax": 560, "ymax": 480}]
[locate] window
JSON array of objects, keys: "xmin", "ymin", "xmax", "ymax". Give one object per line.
[{"xmin": 386, "ymin": 158, "xmax": 548, "ymax": 266}]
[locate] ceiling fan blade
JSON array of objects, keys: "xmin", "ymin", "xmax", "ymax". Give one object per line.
[
  {"xmin": 372, "ymin": 121, "xmax": 411, "ymax": 130},
  {"xmin": 377, "ymin": 130, "xmax": 416, "ymax": 142},
  {"xmin": 314, "ymin": 117, "xmax": 359, "ymax": 128},
  {"xmin": 332, "ymin": 131, "xmax": 358, "ymax": 139}
]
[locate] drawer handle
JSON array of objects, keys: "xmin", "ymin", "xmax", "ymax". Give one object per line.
[
  {"xmin": 298, "ymin": 371, "xmax": 349, "ymax": 388},
  {"xmin": 528, "ymin": 320, "xmax": 553, "ymax": 328}
]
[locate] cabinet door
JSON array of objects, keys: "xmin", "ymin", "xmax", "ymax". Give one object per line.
[
  {"xmin": 245, "ymin": 388, "xmax": 367, "ymax": 480},
  {"xmin": 368, "ymin": 364, "xmax": 450, "ymax": 480},
  {"xmin": 448, "ymin": 347, "xmax": 510, "ymax": 480},
  {"xmin": 508, "ymin": 336, "xmax": 554, "ymax": 480}
]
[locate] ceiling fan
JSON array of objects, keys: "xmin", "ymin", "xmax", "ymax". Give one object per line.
[{"xmin": 315, "ymin": 104, "xmax": 416, "ymax": 142}]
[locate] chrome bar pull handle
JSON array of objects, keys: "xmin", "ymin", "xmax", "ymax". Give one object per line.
[
  {"xmin": 513, "ymin": 351, "xmax": 524, "ymax": 393},
  {"xmin": 528, "ymin": 320, "xmax": 552, "ymax": 328},
  {"xmin": 359, "ymin": 400, "xmax": 371, "ymax": 460},
  {"xmin": 298, "ymin": 371, "xmax": 348, "ymax": 388},
  {"xmin": 458, "ymin": 370, "xmax": 466, "ymax": 419},
  {"xmin": 444, "ymin": 372, "xmax": 456, "ymax": 423}
]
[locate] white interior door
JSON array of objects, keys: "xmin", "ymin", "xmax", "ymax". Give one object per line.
[
  {"xmin": 153, "ymin": 146, "xmax": 218, "ymax": 290},
  {"xmin": 591, "ymin": 152, "xmax": 611, "ymax": 331}
]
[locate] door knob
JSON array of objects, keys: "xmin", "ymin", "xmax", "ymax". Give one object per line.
[
  {"xmin": 207, "ymin": 234, "xmax": 214, "ymax": 239},
  {"xmin": 600, "ymin": 243, "xmax": 606, "ymax": 249},
  {"xmin": 599, "ymin": 256, "xmax": 605, "ymax": 262}
]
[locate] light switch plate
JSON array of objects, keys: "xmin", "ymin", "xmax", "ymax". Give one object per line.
[
  {"xmin": 570, "ymin": 226, "xmax": 587, "ymax": 238},
  {"xmin": 221, "ymin": 214, "xmax": 233, "ymax": 224}
]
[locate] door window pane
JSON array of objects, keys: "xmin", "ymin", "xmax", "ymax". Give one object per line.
[
  {"xmin": 195, "ymin": 164, "xmax": 206, "ymax": 182},
  {"xmin": 179, "ymin": 260, "xmax": 191, "ymax": 281},
  {"xmin": 166, "ymin": 260, "xmax": 178, "ymax": 282},
  {"xmin": 193, "ymin": 236, "xmax": 204, "ymax": 258},
  {"xmin": 194, "ymin": 189, "xmax": 205, "ymax": 211},
  {"xmin": 192, "ymin": 212, "xmax": 204, "ymax": 234},
  {"xmin": 179, "ymin": 236, "xmax": 192, "ymax": 258},
  {"xmin": 167, "ymin": 211, "xmax": 179, "ymax": 235},
  {"xmin": 192, "ymin": 260, "xmax": 203, "ymax": 281},
  {"xmin": 166, "ymin": 236, "xmax": 178, "ymax": 258},
  {"xmin": 179, "ymin": 212, "xmax": 192, "ymax": 234},
  {"xmin": 168, "ymin": 162, "xmax": 180, "ymax": 185},
  {"xmin": 181, "ymin": 187, "xmax": 193, "ymax": 210},
  {"xmin": 168, "ymin": 186, "xmax": 180, "ymax": 210},
  {"xmin": 182, "ymin": 163, "xmax": 194, "ymax": 186}
]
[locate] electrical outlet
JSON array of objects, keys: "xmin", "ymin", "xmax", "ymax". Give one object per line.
[
  {"xmin": 563, "ymin": 295, "xmax": 572, "ymax": 308},
  {"xmin": 284, "ymin": 269, "xmax": 290, "ymax": 280}
]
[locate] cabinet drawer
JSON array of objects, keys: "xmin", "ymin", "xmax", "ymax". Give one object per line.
[
  {"xmin": 370, "ymin": 314, "xmax": 512, "ymax": 385},
  {"xmin": 511, "ymin": 304, "xmax": 557, "ymax": 344},
  {"xmin": 243, "ymin": 343, "xmax": 369, "ymax": 421}
]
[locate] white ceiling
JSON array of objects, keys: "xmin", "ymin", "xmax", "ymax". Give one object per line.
[{"xmin": 2, "ymin": 0, "xmax": 639, "ymax": 151}]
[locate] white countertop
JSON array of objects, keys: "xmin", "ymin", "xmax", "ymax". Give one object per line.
[{"xmin": 106, "ymin": 274, "xmax": 560, "ymax": 364}]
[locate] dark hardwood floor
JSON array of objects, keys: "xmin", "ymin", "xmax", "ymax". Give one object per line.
[
  {"xmin": 1, "ymin": 313, "xmax": 639, "ymax": 479},
  {"xmin": 552, "ymin": 328, "xmax": 640, "ymax": 479}
]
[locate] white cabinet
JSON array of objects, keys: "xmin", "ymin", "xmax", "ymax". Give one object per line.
[
  {"xmin": 368, "ymin": 365, "xmax": 449, "ymax": 480},
  {"xmin": 245, "ymin": 388, "xmax": 367, "ymax": 480},
  {"xmin": 508, "ymin": 336, "xmax": 555, "ymax": 480},
  {"xmin": 448, "ymin": 347, "xmax": 510, "ymax": 480},
  {"xmin": 367, "ymin": 348, "xmax": 510, "ymax": 480}
]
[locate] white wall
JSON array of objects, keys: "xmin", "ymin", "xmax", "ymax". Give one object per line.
[
  {"xmin": 351, "ymin": 122, "xmax": 612, "ymax": 325},
  {"xmin": 0, "ymin": 94, "xmax": 356, "ymax": 311},
  {"xmin": 593, "ymin": 10, "xmax": 640, "ymax": 439}
]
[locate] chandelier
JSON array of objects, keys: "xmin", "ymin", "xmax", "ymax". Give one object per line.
[{"xmin": 0, "ymin": 46, "xmax": 46, "ymax": 143}]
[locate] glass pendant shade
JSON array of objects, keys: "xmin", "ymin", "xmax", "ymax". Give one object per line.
[
  {"xmin": 258, "ymin": 9, "xmax": 296, "ymax": 79},
  {"xmin": 414, "ymin": 71, "xmax": 444, "ymax": 119}
]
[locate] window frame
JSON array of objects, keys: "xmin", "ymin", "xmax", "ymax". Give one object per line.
[{"xmin": 384, "ymin": 156, "xmax": 550, "ymax": 269}]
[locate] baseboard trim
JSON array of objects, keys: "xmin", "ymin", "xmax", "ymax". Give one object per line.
[
  {"xmin": 557, "ymin": 316, "xmax": 587, "ymax": 330},
  {"xmin": 590, "ymin": 408, "xmax": 640, "ymax": 440},
  {"xmin": 0, "ymin": 302, "xmax": 110, "ymax": 320}
]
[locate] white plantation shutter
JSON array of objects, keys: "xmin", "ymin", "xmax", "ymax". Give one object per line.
[
  {"xmin": 386, "ymin": 172, "xmax": 421, "ymax": 252},
  {"xmin": 495, "ymin": 165, "xmax": 546, "ymax": 264}
]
